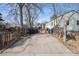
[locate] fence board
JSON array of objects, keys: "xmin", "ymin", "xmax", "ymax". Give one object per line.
[{"xmin": 0, "ymin": 29, "xmax": 21, "ymax": 53}]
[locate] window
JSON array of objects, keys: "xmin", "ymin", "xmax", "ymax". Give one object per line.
[
  {"xmin": 67, "ymin": 20, "xmax": 69, "ymax": 25},
  {"xmin": 77, "ymin": 20, "xmax": 79, "ymax": 25},
  {"xmin": 51, "ymin": 22, "xmax": 53, "ymax": 25}
]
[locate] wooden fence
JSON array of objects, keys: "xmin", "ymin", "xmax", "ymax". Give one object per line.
[{"xmin": 0, "ymin": 28, "xmax": 21, "ymax": 52}]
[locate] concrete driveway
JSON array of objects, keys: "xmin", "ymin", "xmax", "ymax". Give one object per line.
[{"xmin": 0, "ymin": 33, "xmax": 75, "ymax": 56}]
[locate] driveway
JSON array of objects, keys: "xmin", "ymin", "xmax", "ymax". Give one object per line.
[{"xmin": 0, "ymin": 33, "xmax": 75, "ymax": 56}]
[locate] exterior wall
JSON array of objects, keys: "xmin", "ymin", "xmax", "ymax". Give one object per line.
[
  {"xmin": 45, "ymin": 22, "xmax": 53, "ymax": 29},
  {"xmin": 59, "ymin": 11, "xmax": 74, "ymax": 27},
  {"xmin": 45, "ymin": 11, "xmax": 79, "ymax": 32},
  {"xmin": 67, "ymin": 13, "xmax": 79, "ymax": 31},
  {"xmin": 59, "ymin": 11, "xmax": 79, "ymax": 32},
  {"xmin": 45, "ymin": 16, "xmax": 62, "ymax": 29}
]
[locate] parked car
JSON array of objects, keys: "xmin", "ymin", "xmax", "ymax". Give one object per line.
[{"xmin": 27, "ymin": 27, "xmax": 39, "ymax": 35}]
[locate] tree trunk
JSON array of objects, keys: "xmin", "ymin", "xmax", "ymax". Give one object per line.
[
  {"xmin": 19, "ymin": 6, "xmax": 23, "ymax": 28},
  {"xmin": 27, "ymin": 8, "xmax": 32, "ymax": 28},
  {"xmin": 18, "ymin": 3, "xmax": 24, "ymax": 35}
]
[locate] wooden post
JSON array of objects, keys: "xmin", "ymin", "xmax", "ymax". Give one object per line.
[
  {"xmin": 63, "ymin": 21, "xmax": 67, "ymax": 42},
  {"xmin": 1, "ymin": 32, "xmax": 5, "ymax": 48}
]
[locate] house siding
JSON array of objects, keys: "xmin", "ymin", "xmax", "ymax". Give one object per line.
[{"xmin": 45, "ymin": 10, "xmax": 79, "ymax": 32}]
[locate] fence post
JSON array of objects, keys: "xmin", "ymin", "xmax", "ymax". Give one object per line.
[{"xmin": 63, "ymin": 20, "xmax": 67, "ymax": 42}]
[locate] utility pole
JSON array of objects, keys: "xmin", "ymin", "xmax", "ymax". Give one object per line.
[
  {"xmin": 52, "ymin": 4, "xmax": 57, "ymax": 27},
  {"xmin": 52, "ymin": 3, "xmax": 57, "ymax": 19}
]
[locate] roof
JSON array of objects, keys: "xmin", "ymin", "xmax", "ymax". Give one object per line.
[{"xmin": 46, "ymin": 10, "xmax": 79, "ymax": 25}]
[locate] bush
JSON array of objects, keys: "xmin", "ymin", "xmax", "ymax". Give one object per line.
[{"xmin": 6, "ymin": 27, "xmax": 16, "ymax": 32}]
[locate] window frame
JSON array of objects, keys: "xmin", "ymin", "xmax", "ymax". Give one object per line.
[
  {"xmin": 77, "ymin": 20, "xmax": 79, "ymax": 25},
  {"xmin": 67, "ymin": 20, "xmax": 69, "ymax": 25}
]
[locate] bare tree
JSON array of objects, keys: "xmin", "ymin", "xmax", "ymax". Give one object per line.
[
  {"xmin": 25, "ymin": 3, "xmax": 43, "ymax": 28},
  {"xmin": 17, "ymin": 3, "xmax": 25, "ymax": 28},
  {"xmin": 6, "ymin": 4, "xmax": 20, "ymax": 26}
]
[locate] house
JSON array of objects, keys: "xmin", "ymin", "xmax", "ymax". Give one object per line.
[{"xmin": 45, "ymin": 10, "xmax": 79, "ymax": 32}]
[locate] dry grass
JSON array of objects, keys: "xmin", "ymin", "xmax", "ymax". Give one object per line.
[{"xmin": 52, "ymin": 31, "xmax": 79, "ymax": 54}]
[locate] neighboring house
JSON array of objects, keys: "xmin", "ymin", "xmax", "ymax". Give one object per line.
[{"xmin": 45, "ymin": 10, "xmax": 79, "ymax": 32}]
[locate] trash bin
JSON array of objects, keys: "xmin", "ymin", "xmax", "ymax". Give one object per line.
[
  {"xmin": 48, "ymin": 29, "xmax": 51, "ymax": 34},
  {"xmin": 47, "ymin": 28, "xmax": 53, "ymax": 34},
  {"xmin": 51, "ymin": 28, "xmax": 53, "ymax": 33}
]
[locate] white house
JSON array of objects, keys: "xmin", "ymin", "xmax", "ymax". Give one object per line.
[{"xmin": 45, "ymin": 10, "xmax": 79, "ymax": 32}]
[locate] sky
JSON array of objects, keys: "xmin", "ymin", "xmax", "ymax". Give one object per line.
[
  {"xmin": 0, "ymin": 3, "xmax": 79, "ymax": 24},
  {"xmin": 38, "ymin": 3, "xmax": 79, "ymax": 23}
]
